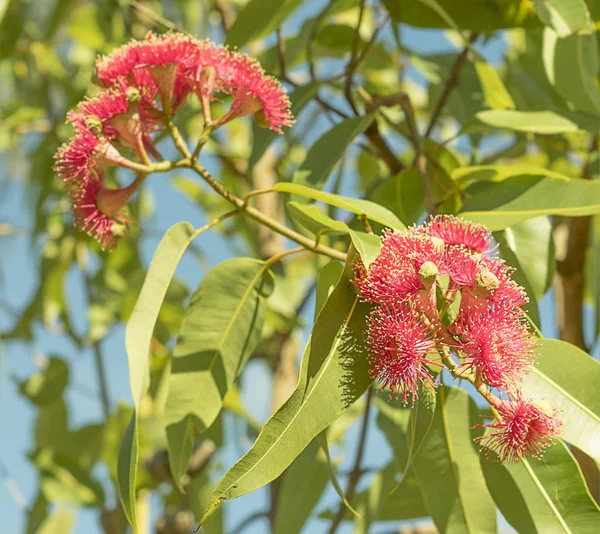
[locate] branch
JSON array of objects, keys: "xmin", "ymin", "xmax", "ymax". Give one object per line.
[{"xmin": 424, "ymin": 32, "xmax": 479, "ymax": 138}]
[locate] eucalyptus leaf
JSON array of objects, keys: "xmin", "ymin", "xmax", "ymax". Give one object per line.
[
  {"xmin": 164, "ymin": 258, "xmax": 275, "ymax": 490},
  {"xmin": 199, "ymin": 252, "xmax": 372, "ymax": 523}
]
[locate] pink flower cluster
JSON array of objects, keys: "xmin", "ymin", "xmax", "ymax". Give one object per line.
[
  {"xmin": 355, "ymin": 215, "xmax": 562, "ymax": 463},
  {"xmin": 54, "ymin": 32, "xmax": 293, "ymax": 249}
]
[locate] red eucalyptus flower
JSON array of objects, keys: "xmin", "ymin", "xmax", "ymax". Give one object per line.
[
  {"xmin": 367, "ymin": 304, "xmax": 439, "ymax": 405},
  {"xmin": 476, "ymin": 398, "xmax": 562, "ymax": 463}
]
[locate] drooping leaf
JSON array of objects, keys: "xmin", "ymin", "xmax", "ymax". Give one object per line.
[
  {"xmin": 274, "ymin": 182, "xmax": 406, "ymax": 230},
  {"xmin": 199, "ymin": 251, "xmax": 372, "ymax": 523},
  {"xmin": 273, "ymin": 440, "xmax": 330, "ymax": 534},
  {"xmin": 411, "ymin": 386, "xmax": 497, "ymax": 534},
  {"xmin": 348, "ymin": 230, "xmax": 381, "ymax": 270},
  {"xmin": 287, "ymin": 201, "xmax": 349, "ymax": 236},
  {"xmin": 163, "ymin": 258, "xmax": 275, "ymax": 490},
  {"xmin": 481, "ymin": 441, "xmax": 600, "ymax": 533},
  {"xmin": 452, "ymin": 164, "xmax": 571, "ymax": 188},
  {"xmin": 460, "ymin": 175, "xmax": 600, "ymax": 230},
  {"xmin": 118, "ymin": 221, "xmax": 197, "ymax": 532},
  {"xmin": 292, "ymin": 115, "xmax": 375, "ymax": 193},
  {"xmin": 520, "ymin": 338, "xmax": 600, "ymax": 464},
  {"xmin": 36, "ymin": 508, "xmax": 75, "ymax": 534}
]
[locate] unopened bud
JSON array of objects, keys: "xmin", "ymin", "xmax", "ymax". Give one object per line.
[
  {"xmin": 125, "ymin": 86, "xmax": 141, "ymax": 104},
  {"xmin": 419, "ymin": 261, "xmax": 438, "ymax": 286},
  {"xmin": 475, "ymin": 270, "xmax": 499, "ymax": 293},
  {"xmin": 253, "ymin": 108, "xmax": 270, "ymax": 129},
  {"xmin": 84, "ymin": 115, "xmax": 103, "ymax": 136}
]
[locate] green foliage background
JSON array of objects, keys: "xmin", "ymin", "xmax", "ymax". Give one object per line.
[{"xmin": 1, "ymin": 0, "xmax": 600, "ymax": 533}]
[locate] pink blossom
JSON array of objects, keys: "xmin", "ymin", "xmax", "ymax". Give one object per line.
[
  {"xmin": 367, "ymin": 304, "xmax": 439, "ymax": 405},
  {"xmin": 476, "ymin": 398, "xmax": 562, "ymax": 463},
  {"xmin": 425, "ymin": 215, "xmax": 492, "ymax": 253},
  {"xmin": 444, "ymin": 246, "xmax": 480, "ymax": 287},
  {"xmin": 69, "ymin": 172, "xmax": 139, "ymax": 250},
  {"xmin": 456, "ymin": 309, "xmax": 536, "ymax": 389},
  {"xmin": 359, "ymin": 231, "xmax": 444, "ymax": 305}
]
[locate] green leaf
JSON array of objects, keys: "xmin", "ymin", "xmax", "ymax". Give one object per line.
[
  {"xmin": 274, "ymin": 440, "xmax": 330, "ymax": 534},
  {"xmin": 520, "ymin": 338, "xmax": 600, "ymax": 464},
  {"xmin": 19, "ymin": 357, "xmax": 69, "ymax": 406},
  {"xmin": 36, "ymin": 508, "xmax": 75, "ymax": 534},
  {"xmin": 315, "ymin": 262, "xmax": 344, "ymax": 321},
  {"xmin": 482, "ymin": 441, "xmax": 600, "ymax": 533},
  {"xmin": 495, "ymin": 216, "xmax": 555, "ymax": 326},
  {"xmin": 452, "ymin": 164, "xmax": 571, "ymax": 188},
  {"xmin": 292, "ymin": 115, "xmax": 375, "ymax": 193},
  {"xmin": 164, "ymin": 258, "xmax": 275, "ymax": 490},
  {"xmin": 460, "ymin": 175, "xmax": 600, "ymax": 230},
  {"xmin": 382, "ymin": 0, "xmax": 541, "ymax": 30},
  {"xmin": 225, "ymin": 0, "xmax": 297, "ymax": 48},
  {"xmin": 412, "ymin": 386, "xmax": 497, "ymax": 534},
  {"xmin": 287, "ymin": 201, "xmax": 349, "ymax": 236},
  {"xmin": 118, "ymin": 222, "xmax": 198, "ymax": 531},
  {"xmin": 473, "ymin": 60, "xmax": 516, "ymax": 110},
  {"xmin": 543, "ymin": 29, "xmax": 600, "ymax": 114},
  {"xmin": 348, "ymin": 230, "xmax": 381, "ymax": 269},
  {"xmin": 199, "ymin": 252, "xmax": 372, "ymax": 523},
  {"xmin": 535, "ymin": 0, "xmax": 593, "ymax": 36},
  {"xmin": 476, "ymin": 109, "xmax": 600, "ymax": 133},
  {"xmin": 316, "ymin": 430, "xmax": 360, "ymax": 518},
  {"xmin": 249, "ymin": 83, "xmax": 319, "ymax": 170},
  {"xmin": 117, "ymin": 415, "xmax": 138, "ymax": 533},
  {"xmin": 274, "ymin": 182, "xmax": 406, "ymax": 230}
]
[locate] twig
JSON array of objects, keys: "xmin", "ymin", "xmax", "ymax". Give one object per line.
[
  {"xmin": 129, "ymin": 0, "xmax": 183, "ymax": 31},
  {"xmin": 327, "ymin": 387, "xmax": 374, "ymax": 534},
  {"xmin": 424, "ymin": 32, "xmax": 479, "ymax": 138},
  {"xmin": 344, "ymin": 0, "xmax": 367, "ymax": 115},
  {"xmin": 92, "ymin": 341, "xmax": 111, "ymax": 419},
  {"xmin": 276, "ymin": 27, "xmax": 287, "ymax": 80},
  {"xmin": 307, "ymin": 0, "xmax": 338, "ymax": 82}
]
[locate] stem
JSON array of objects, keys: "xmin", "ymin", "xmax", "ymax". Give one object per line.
[
  {"xmin": 424, "ymin": 33, "xmax": 478, "ymax": 138},
  {"xmin": 327, "ymin": 387, "xmax": 374, "ymax": 534},
  {"xmin": 92, "ymin": 341, "xmax": 111, "ymax": 419},
  {"xmin": 187, "ymin": 159, "xmax": 347, "ymax": 262}
]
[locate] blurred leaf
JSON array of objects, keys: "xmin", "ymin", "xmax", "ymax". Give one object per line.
[
  {"xmin": 249, "ymin": 82, "xmax": 319, "ymax": 170},
  {"xmin": 544, "ymin": 29, "xmax": 600, "ymax": 114},
  {"xmin": 26, "ymin": 492, "xmax": 49, "ymax": 534},
  {"xmin": 473, "ymin": 60, "xmax": 516, "ymax": 110},
  {"xmin": 535, "ymin": 0, "xmax": 593, "ymax": 36},
  {"xmin": 19, "ymin": 357, "xmax": 69, "ymax": 406},
  {"xmin": 200, "ymin": 251, "xmax": 372, "ymax": 523},
  {"xmin": 477, "ymin": 109, "xmax": 600, "ymax": 133},
  {"xmin": 36, "ymin": 508, "xmax": 75, "ymax": 534},
  {"xmin": 461, "ymin": 175, "xmax": 600, "ymax": 230},
  {"xmin": 292, "ymin": 115, "xmax": 375, "ymax": 194},
  {"xmin": 188, "ymin": 472, "xmax": 223, "ymax": 534},
  {"xmin": 275, "ymin": 182, "xmax": 406, "ymax": 230},
  {"xmin": 34, "ymin": 449, "xmax": 105, "ymax": 507},
  {"xmin": 520, "ymin": 338, "xmax": 600, "ymax": 464},
  {"xmin": 274, "ymin": 440, "xmax": 330, "ymax": 534},
  {"xmin": 164, "ymin": 258, "xmax": 275, "ymax": 490},
  {"xmin": 226, "ymin": 0, "xmax": 299, "ymax": 48},
  {"xmin": 412, "ymin": 386, "xmax": 497, "ymax": 534},
  {"xmin": 117, "ymin": 415, "xmax": 138, "ymax": 533},
  {"xmin": 382, "ymin": 0, "xmax": 541, "ymax": 30},
  {"xmin": 396, "ymin": 168, "xmax": 425, "ymax": 226},
  {"xmin": 481, "ymin": 441, "xmax": 600, "ymax": 532},
  {"xmin": 453, "ymin": 164, "xmax": 571, "ymax": 188}
]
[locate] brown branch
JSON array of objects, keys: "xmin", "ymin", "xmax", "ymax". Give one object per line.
[{"xmin": 424, "ymin": 32, "xmax": 479, "ymax": 138}]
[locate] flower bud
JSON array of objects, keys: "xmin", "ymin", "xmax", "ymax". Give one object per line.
[
  {"xmin": 419, "ymin": 261, "xmax": 438, "ymax": 288},
  {"xmin": 475, "ymin": 269, "xmax": 499, "ymax": 293},
  {"xmin": 84, "ymin": 115, "xmax": 104, "ymax": 136},
  {"xmin": 125, "ymin": 86, "xmax": 142, "ymax": 104}
]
